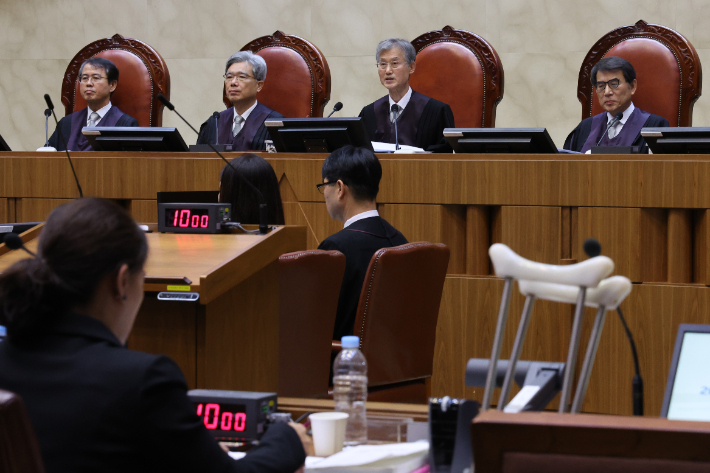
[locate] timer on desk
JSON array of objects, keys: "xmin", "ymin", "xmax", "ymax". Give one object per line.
[
  {"xmin": 158, "ymin": 203, "xmax": 231, "ymax": 234},
  {"xmin": 188, "ymin": 389, "xmax": 277, "ymax": 441}
]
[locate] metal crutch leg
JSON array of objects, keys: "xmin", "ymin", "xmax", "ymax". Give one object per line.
[
  {"xmin": 558, "ymin": 288, "xmax": 587, "ymax": 413},
  {"xmin": 498, "ymin": 295, "xmax": 536, "ymax": 410},
  {"xmin": 571, "ymin": 306, "xmax": 608, "ymax": 413},
  {"xmin": 482, "ymin": 277, "xmax": 514, "ymax": 411}
]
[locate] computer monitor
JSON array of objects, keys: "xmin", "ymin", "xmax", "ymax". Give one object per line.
[
  {"xmin": 82, "ymin": 127, "xmax": 189, "ymax": 152},
  {"xmin": 0, "ymin": 222, "xmax": 41, "ymax": 234},
  {"xmin": 641, "ymin": 127, "xmax": 710, "ymax": 154},
  {"xmin": 443, "ymin": 128, "xmax": 559, "ymax": 154},
  {"xmin": 0, "ymin": 133, "xmax": 10, "ymax": 152},
  {"xmin": 661, "ymin": 324, "xmax": 710, "ymax": 421},
  {"xmin": 265, "ymin": 118, "xmax": 373, "ymax": 153}
]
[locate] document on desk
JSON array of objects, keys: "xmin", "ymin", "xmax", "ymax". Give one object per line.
[
  {"xmin": 371, "ymin": 142, "xmax": 427, "ymax": 153},
  {"xmin": 305, "ymin": 441, "xmax": 428, "ymax": 473}
]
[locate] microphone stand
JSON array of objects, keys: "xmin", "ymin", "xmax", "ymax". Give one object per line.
[{"xmin": 44, "ymin": 94, "xmax": 83, "ymax": 198}]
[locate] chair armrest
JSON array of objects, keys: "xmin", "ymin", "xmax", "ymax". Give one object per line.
[{"xmin": 331, "ymin": 340, "xmax": 342, "ymax": 354}]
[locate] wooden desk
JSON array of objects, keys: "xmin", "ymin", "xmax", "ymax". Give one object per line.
[{"xmin": 3, "ymin": 151, "xmax": 710, "ymax": 415}]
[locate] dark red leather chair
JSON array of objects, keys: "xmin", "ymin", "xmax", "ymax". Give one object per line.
[
  {"xmin": 0, "ymin": 390, "xmax": 45, "ymax": 473},
  {"xmin": 472, "ymin": 410, "xmax": 710, "ymax": 473},
  {"xmin": 279, "ymin": 249, "xmax": 345, "ymax": 398},
  {"xmin": 333, "ymin": 242, "xmax": 450, "ymax": 404},
  {"xmin": 221, "ymin": 31, "xmax": 331, "ymax": 118},
  {"xmin": 61, "ymin": 34, "xmax": 170, "ymax": 127},
  {"xmin": 410, "ymin": 25, "xmax": 504, "ymax": 128},
  {"xmin": 577, "ymin": 20, "xmax": 702, "ymax": 126}
]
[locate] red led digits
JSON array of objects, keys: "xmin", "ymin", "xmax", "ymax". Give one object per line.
[
  {"xmin": 234, "ymin": 412, "xmax": 246, "ymax": 431},
  {"xmin": 200, "ymin": 215, "xmax": 209, "ymax": 228},
  {"xmin": 204, "ymin": 403, "xmax": 220, "ymax": 429},
  {"xmin": 220, "ymin": 412, "xmax": 233, "ymax": 430},
  {"xmin": 179, "ymin": 209, "xmax": 190, "ymax": 228},
  {"xmin": 173, "ymin": 211, "xmax": 179, "ymax": 227},
  {"xmin": 196, "ymin": 403, "xmax": 246, "ymax": 431}
]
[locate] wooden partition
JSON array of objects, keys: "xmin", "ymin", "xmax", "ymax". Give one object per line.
[{"xmin": 2, "ymin": 151, "xmax": 710, "ymax": 415}]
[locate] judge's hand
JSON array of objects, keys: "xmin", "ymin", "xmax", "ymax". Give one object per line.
[{"xmin": 289, "ymin": 422, "xmax": 314, "ymax": 457}]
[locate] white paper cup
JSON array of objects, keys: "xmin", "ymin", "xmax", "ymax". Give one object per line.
[{"xmin": 309, "ymin": 412, "xmax": 349, "ymax": 457}]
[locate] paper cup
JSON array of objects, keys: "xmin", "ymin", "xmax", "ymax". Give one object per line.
[{"xmin": 309, "ymin": 412, "xmax": 349, "ymax": 457}]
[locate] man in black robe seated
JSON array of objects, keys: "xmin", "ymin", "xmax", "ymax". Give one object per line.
[
  {"xmin": 359, "ymin": 38, "xmax": 455, "ymax": 153},
  {"xmin": 48, "ymin": 57, "xmax": 138, "ymax": 151},
  {"xmin": 317, "ymin": 146, "xmax": 408, "ymax": 340},
  {"xmin": 196, "ymin": 51, "xmax": 283, "ymax": 151},
  {"xmin": 564, "ymin": 56, "xmax": 669, "ymax": 153}
]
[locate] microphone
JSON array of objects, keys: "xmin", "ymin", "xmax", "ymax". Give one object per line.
[
  {"xmin": 391, "ymin": 104, "xmax": 400, "ymax": 151},
  {"xmin": 3, "ymin": 233, "xmax": 37, "ymax": 257},
  {"xmin": 157, "ymin": 93, "xmax": 269, "ymax": 234},
  {"xmin": 44, "ymin": 94, "xmax": 83, "ymax": 198},
  {"xmin": 326, "ymin": 102, "xmax": 343, "ymax": 118},
  {"xmin": 44, "ymin": 109, "xmax": 51, "ymax": 147},
  {"xmin": 583, "ymin": 238, "xmax": 643, "ymax": 415},
  {"xmin": 212, "ymin": 112, "xmax": 220, "ymax": 145},
  {"xmin": 596, "ymin": 112, "xmax": 624, "ymax": 147}
]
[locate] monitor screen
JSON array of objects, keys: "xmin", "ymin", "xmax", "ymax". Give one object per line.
[
  {"xmin": 443, "ymin": 128, "xmax": 559, "ymax": 154},
  {"xmin": 0, "ymin": 133, "xmax": 10, "ymax": 152},
  {"xmin": 265, "ymin": 118, "xmax": 373, "ymax": 153},
  {"xmin": 662, "ymin": 324, "xmax": 710, "ymax": 421},
  {"xmin": 641, "ymin": 127, "xmax": 710, "ymax": 154},
  {"xmin": 82, "ymin": 126, "xmax": 189, "ymax": 152}
]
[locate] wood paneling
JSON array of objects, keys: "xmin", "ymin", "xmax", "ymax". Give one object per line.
[
  {"xmin": 130, "ymin": 199, "xmax": 157, "ymax": 223},
  {"xmin": 16, "ymin": 198, "xmax": 72, "ymax": 222},
  {"xmin": 493, "ymin": 206, "xmax": 563, "ymax": 264},
  {"xmin": 0, "ymin": 198, "xmax": 14, "ymax": 222},
  {"xmin": 667, "ymin": 209, "xmax": 693, "ymax": 283},
  {"xmin": 466, "ymin": 205, "xmax": 490, "ymax": 275}
]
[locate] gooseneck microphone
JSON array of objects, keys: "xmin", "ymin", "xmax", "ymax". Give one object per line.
[
  {"xmin": 44, "ymin": 94, "xmax": 83, "ymax": 198},
  {"xmin": 157, "ymin": 94, "xmax": 268, "ymax": 234},
  {"xmin": 391, "ymin": 104, "xmax": 400, "ymax": 151},
  {"xmin": 212, "ymin": 112, "xmax": 220, "ymax": 145},
  {"xmin": 326, "ymin": 102, "xmax": 343, "ymax": 118},
  {"xmin": 596, "ymin": 112, "xmax": 624, "ymax": 147},
  {"xmin": 583, "ymin": 238, "xmax": 643, "ymax": 415},
  {"xmin": 3, "ymin": 233, "xmax": 37, "ymax": 257},
  {"xmin": 44, "ymin": 109, "xmax": 52, "ymax": 147}
]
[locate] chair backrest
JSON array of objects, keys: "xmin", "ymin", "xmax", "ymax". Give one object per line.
[
  {"xmin": 472, "ymin": 410, "xmax": 710, "ymax": 473},
  {"xmin": 61, "ymin": 34, "xmax": 170, "ymax": 127},
  {"xmin": 577, "ymin": 20, "xmax": 702, "ymax": 127},
  {"xmin": 410, "ymin": 25, "xmax": 504, "ymax": 128},
  {"xmin": 278, "ymin": 250, "xmax": 345, "ymax": 398},
  {"xmin": 221, "ymin": 31, "xmax": 331, "ymax": 118},
  {"xmin": 0, "ymin": 389, "xmax": 45, "ymax": 473},
  {"xmin": 353, "ymin": 242, "xmax": 450, "ymax": 387}
]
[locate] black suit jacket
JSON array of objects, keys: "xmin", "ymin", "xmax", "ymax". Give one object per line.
[
  {"xmin": 0, "ymin": 312, "xmax": 305, "ymax": 473},
  {"xmin": 48, "ymin": 111, "xmax": 138, "ymax": 151},
  {"xmin": 563, "ymin": 112, "xmax": 669, "ymax": 153},
  {"xmin": 196, "ymin": 109, "xmax": 284, "ymax": 151},
  {"xmin": 318, "ymin": 216, "xmax": 408, "ymax": 340},
  {"xmin": 359, "ymin": 93, "xmax": 455, "ymax": 153}
]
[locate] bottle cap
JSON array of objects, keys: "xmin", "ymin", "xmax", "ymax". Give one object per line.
[{"xmin": 341, "ymin": 335, "xmax": 359, "ymax": 349}]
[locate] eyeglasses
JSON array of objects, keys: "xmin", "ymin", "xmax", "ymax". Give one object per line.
[
  {"xmin": 224, "ymin": 73, "xmax": 255, "ymax": 83},
  {"xmin": 316, "ymin": 181, "xmax": 337, "ymax": 194},
  {"xmin": 594, "ymin": 78, "xmax": 622, "ymax": 93},
  {"xmin": 79, "ymin": 74, "xmax": 107, "ymax": 83},
  {"xmin": 377, "ymin": 60, "xmax": 404, "ymax": 70}
]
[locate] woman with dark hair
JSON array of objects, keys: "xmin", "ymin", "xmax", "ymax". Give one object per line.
[
  {"xmin": 219, "ymin": 154, "xmax": 285, "ymax": 225},
  {"xmin": 0, "ymin": 198, "xmax": 308, "ymax": 473}
]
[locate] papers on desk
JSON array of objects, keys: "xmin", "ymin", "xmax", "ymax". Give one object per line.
[
  {"xmin": 305, "ymin": 441, "xmax": 429, "ymax": 473},
  {"xmin": 372, "ymin": 142, "xmax": 427, "ymax": 153}
]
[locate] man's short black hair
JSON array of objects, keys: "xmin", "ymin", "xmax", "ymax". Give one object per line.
[
  {"xmin": 322, "ymin": 145, "xmax": 382, "ymax": 202},
  {"xmin": 79, "ymin": 57, "xmax": 119, "ymax": 83},
  {"xmin": 590, "ymin": 56, "xmax": 636, "ymax": 85}
]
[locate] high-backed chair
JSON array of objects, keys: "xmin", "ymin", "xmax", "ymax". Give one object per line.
[
  {"xmin": 333, "ymin": 242, "xmax": 449, "ymax": 404},
  {"xmin": 472, "ymin": 410, "xmax": 710, "ymax": 473},
  {"xmin": 0, "ymin": 390, "xmax": 45, "ymax": 473},
  {"xmin": 61, "ymin": 33, "xmax": 170, "ymax": 127},
  {"xmin": 279, "ymin": 250, "xmax": 345, "ymax": 398},
  {"xmin": 221, "ymin": 31, "xmax": 331, "ymax": 118},
  {"xmin": 577, "ymin": 19, "xmax": 702, "ymax": 126},
  {"xmin": 410, "ymin": 25, "xmax": 504, "ymax": 128}
]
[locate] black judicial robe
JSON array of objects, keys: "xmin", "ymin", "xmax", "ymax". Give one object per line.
[
  {"xmin": 0, "ymin": 312, "xmax": 305, "ymax": 473},
  {"xmin": 196, "ymin": 103, "xmax": 283, "ymax": 151},
  {"xmin": 48, "ymin": 106, "xmax": 138, "ymax": 151},
  {"xmin": 563, "ymin": 108, "xmax": 669, "ymax": 153},
  {"xmin": 318, "ymin": 216, "xmax": 408, "ymax": 341},
  {"xmin": 359, "ymin": 91, "xmax": 455, "ymax": 153}
]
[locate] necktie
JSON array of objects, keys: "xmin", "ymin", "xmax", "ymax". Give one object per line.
[
  {"xmin": 233, "ymin": 115, "xmax": 244, "ymax": 137},
  {"xmin": 88, "ymin": 112, "xmax": 100, "ymax": 127},
  {"xmin": 390, "ymin": 105, "xmax": 401, "ymax": 123},
  {"xmin": 608, "ymin": 120, "xmax": 622, "ymax": 139}
]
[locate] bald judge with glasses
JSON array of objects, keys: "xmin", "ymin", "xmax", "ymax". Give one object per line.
[
  {"xmin": 359, "ymin": 38, "xmax": 455, "ymax": 153},
  {"xmin": 563, "ymin": 56, "xmax": 669, "ymax": 153},
  {"xmin": 196, "ymin": 51, "xmax": 284, "ymax": 151}
]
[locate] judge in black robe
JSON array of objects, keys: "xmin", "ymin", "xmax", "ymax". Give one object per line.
[{"xmin": 359, "ymin": 38, "xmax": 455, "ymax": 153}]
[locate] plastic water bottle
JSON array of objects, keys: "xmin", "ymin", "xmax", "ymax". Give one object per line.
[{"xmin": 333, "ymin": 335, "xmax": 368, "ymax": 445}]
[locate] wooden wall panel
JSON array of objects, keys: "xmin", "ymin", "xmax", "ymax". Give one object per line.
[
  {"xmin": 379, "ymin": 204, "xmax": 467, "ymax": 274},
  {"xmin": 295, "ymin": 202, "xmax": 342, "ymax": 249},
  {"xmin": 667, "ymin": 209, "xmax": 693, "ymax": 283},
  {"xmin": 693, "ymin": 209, "xmax": 709, "ymax": 284},
  {"xmin": 576, "ymin": 207, "xmax": 667, "ymax": 282},
  {"xmin": 0, "ymin": 198, "xmax": 14, "ymax": 222},
  {"xmin": 16, "ymin": 198, "xmax": 72, "ymax": 222},
  {"xmin": 466, "ymin": 205, "xmax": 490, "ymax": 275},
  {"xmin": 130, "ymin": 199, "xmax": 157, "ymax": 223},
  {"xmin": 492, "ymin": 206, "xmax": 563, "ymax": 264}
]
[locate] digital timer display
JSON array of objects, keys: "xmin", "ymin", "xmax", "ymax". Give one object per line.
[
  {"xmin": 196, "ymin": 402, "xmax": 247, "ymax": 432},
  {"xmin": 166, "ymin": 208, "xmax": 211, "ymax": 229}
]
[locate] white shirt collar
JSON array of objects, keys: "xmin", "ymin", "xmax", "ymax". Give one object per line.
[
  {"xmin": 343, "ymin": 209, "xmax": 379, "ymax": 228},
  {"xmin": 87, "ymin": 102, "xmax": 112, "ymax": 126},
  {"xmin": 234, "ymin": 101, "xmax": 258, "ymax": 122},
  {"xmin": 388, "ymin": 87, "xmax": 413, "ymax": 112},
  {"xmin": 607, "ymin": 102, "xmax": 635, "ymax": 125}
]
